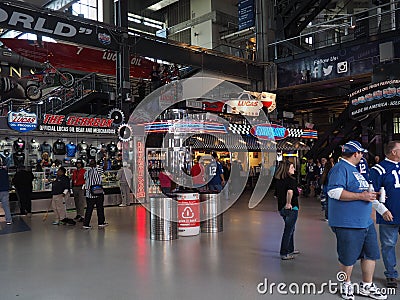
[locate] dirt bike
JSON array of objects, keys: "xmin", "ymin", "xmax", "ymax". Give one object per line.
[{"xmin": 24, "ymin": 61, "xmax": 75, "ymax": 101}]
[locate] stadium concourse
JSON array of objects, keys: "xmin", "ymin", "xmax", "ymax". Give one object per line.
[{"xmin": 1, "ymin": 191, "xmax": 398, "ymax": 300}]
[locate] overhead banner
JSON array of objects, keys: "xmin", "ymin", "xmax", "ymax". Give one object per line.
[
  {"xmin": 349, "ymin": 80, "xmax": 400, "ymax": 120},
  {"xmin": 0, "ymin": 1, "xmax": 120, "ymax": 51}
]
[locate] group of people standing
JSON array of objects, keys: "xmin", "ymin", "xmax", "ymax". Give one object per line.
[
  {"xmin": 275, "ymin": 140, "xmax": 400, "ymax": 300},
  {"xmin": 50, "ymin": 159, "xmax": 108, "ymax": 229},
  {"xmin": 302, "ymin": 156, "xmax": 334, "ymax": 197},
  {"xmin": 0, "ymin": 158, "xmax": 114, "ymax": 229},
  {"xmin": 190, "ymin": 152, "xmax": 238, "ymax": 197},
  {"xmin": 158, "ymin": 152, "xmax": 233, "ymax": 196}
]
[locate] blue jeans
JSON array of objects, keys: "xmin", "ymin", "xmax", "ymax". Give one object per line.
[
  {"xmin": 379, "ymin": 224, "xmax": 400, "ymax": 279},
  {"xmin": 0, "ymin": 191, "xmax": 12, "ymax": 223},
  {"xmin": 208, "ymin": 184, "xmax": 222, "ymax": 192},
  {"xmin": 279, "ymin": 208, "xmax": 298, "ymax": 256}
]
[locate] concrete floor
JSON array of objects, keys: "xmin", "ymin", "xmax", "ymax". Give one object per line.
[{"xmin": 0, "ymin": 191, "xmax": 398, "ymax": 300}]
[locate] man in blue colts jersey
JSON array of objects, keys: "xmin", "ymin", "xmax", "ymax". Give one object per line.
[
  {"xmin": 327, "ymin": 141, "xmax": 387, "ymax": 300},
  {"xmin": 369, "ymin": 141, "xmax": 400, "ymax": 289},
  {"xmin": 357, "ymin": 156, "xmax": 370, "ymax": 181},
  {"xmin": 207, "ymin": 152, "xmax": 225, "ymax": 192}
]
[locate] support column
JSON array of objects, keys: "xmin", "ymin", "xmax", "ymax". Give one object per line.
[
  {"xmin": 255, "ymin": 0, "xmax": 276, "ymax": 91},
  {"xmin": 115, "ymin": 0, "xmax": 131, "ymax": 121}
]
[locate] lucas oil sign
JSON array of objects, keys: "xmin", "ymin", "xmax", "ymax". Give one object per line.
[{"xmin": 7, "ymin": 110, "xmax": 37, "ymax": 132}]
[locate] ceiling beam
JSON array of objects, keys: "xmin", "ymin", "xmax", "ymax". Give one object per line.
[
  {"xmin": 130, "ymin": 0, "xmax": 163, "ymax": 13},
  {"xmin": 127, "ymin": 35, "xmax": 264, "ymax": 81}
]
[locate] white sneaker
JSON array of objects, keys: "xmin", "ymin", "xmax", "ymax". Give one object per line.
[
  {"xmin": 358, "ymin": 283, "xmax": 387, "ymax": 300},
  {"xmin": 340, "ymin": 283, "xmax": 355, "ymax": 300},
  {"xmin": 118, "ymin": 204, "xmax": 126, "ymax": 207}
]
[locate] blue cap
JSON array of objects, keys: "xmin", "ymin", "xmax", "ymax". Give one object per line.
[{"xmin": 342, "ymin": 141, "xmax": 368, "ymax": 154}]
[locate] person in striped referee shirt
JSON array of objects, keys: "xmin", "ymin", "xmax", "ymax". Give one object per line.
[{"xmin": 83, "ymin": 159, "xmax": 108, "ymax": 229}]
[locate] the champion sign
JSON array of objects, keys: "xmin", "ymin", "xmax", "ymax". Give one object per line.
[
  {"xmin": 7, "ymin": 110, "xmax": 37, "ymax": 132},
  {"xmin": 250, "ymin": 124, "xmax": 289, "ymax": 140}
]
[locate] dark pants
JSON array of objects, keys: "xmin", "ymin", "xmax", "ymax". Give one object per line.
[
  {"xmin": 161, "ymin": 187, "xmax": 171, "ymax": 195},
  {"xmin": 16, "ymin": 188, "xmax": 32, "ymax": 214},
  {"xmin": 279, "ymin": 208, "xmax": 298, "ymax": 256},
  {"xmin": 84, "ymin": 195, "xmax": 105, "ymax": 226},
  {"xmin": 305, "ymin": 176, "xmax": 314, "ymax": 196}
]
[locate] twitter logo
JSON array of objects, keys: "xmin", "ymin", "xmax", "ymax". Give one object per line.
[{"xmin": 323, "ymin": 65, "xmax": 333, "ymax": 76}]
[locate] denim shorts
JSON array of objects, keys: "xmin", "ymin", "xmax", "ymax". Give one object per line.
[{"xmin": 331, "ymin": 223, "xmax": 380, "ymax": 266}]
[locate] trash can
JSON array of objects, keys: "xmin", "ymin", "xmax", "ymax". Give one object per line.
[
  {"xmin": 149, "ymin": 196, "xmax": 178, "ymax": 241},
  {"xmin": 200, "ymin": 192, "xmax": 223, "ymax": 233},
  {"xmin": 176, "ymin": 192, "xmax": 200, "ymax": 236}
]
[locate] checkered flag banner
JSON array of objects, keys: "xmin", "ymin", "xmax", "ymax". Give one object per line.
[
  {"xmin": 227, "ymin": 125, "xmax": 317, "ymax": 139},
  {"xmin": 287, "ymin": 128, "xmax": 303, "ymax": 137},
  {"xmin": 228, "ymin": 124, "xmax": 251, "ymax": 135}
]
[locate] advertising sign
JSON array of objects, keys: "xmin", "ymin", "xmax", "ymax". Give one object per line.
[
  {"xmin": 224, "ymin": 100, "xmax": 263, "ymax": 116},
  {"xmin": 7, "ymin": 110, "xmax": 37, "ymax": 132},
  {"xmin": 250, "ymin": 124, "xmax": 289, "ymax": 140},
  {"xmin": 349, "ymin": 80, "xmax": 400, "ymax": 120},
  {"xmin": 0, "ymin": 1, "xmax": 119, "ymax": 51},
  {"xmin": 135, "ymin": 139, "xmax": 146, "ymax": 200},
  {"xmin": 38, "ymin": 114, "xmax": 116, "ymax": 134}
]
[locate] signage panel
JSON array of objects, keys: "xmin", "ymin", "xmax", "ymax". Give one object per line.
[
  {"xmin": 349, "ymin": 80, "xmax": 400, "ymax": 120},
  {"xmin": 238, "ymin": 0, "xmax": 255, "ymax": 30},
  {"xmin": 0, "ymin": 1, "xmax": 119, "ymax": 51},
  {"xmin": 144, "ymin": 120, "xmax": 227, "ymax": 134},
  {"xmin": 225, "ymin": 99, "xmax": 263, "ymax": 116},
  {"xmin": 277, "ymin": 37, "xmax": 400, "ymax": 88},
  {"xmin": 38, "ymin": 114, "xmax": 116, "ymax": 134},
  {"xmin": 250, "ymin": 124, "xmax": 289, "ymax": 140},
  {"xmin": 177, "ymin": 193, "xmax": 200, "ymax": 236},
  {"xmin": 7, "ymin": 110, "xmax": 37, "ymax": 132},
  {"xmin": 135, "ymin": 139, "xmax": 146, "ymax": 200}
]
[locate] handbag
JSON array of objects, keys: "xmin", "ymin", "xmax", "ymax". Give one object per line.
[{"xmin": 90, "ymin": 184, "xmax": 104, "ymax": 195}]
